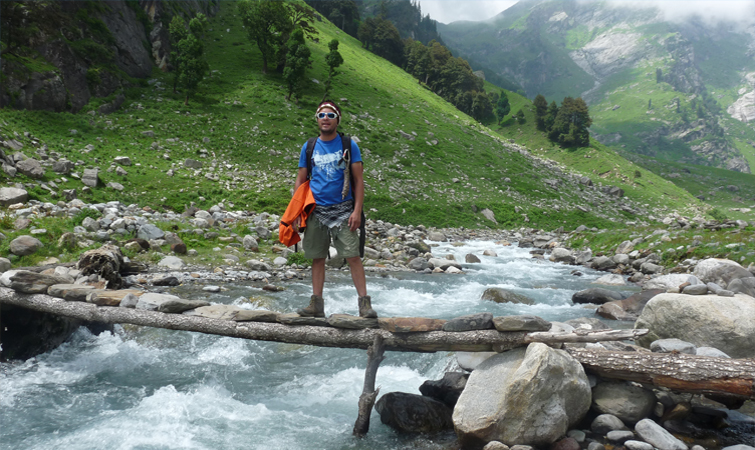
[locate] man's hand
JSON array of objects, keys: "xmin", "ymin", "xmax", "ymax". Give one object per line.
[
  {"xmin": 348, "ymin": 210, "xmax": 361, "ymax": 231},
  {"xmin": 293, "ymin": 217, "xmax": 301, "ymax": 233}
]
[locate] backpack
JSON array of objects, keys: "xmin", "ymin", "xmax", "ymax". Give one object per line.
[{"xmin": 305, "ymin": 132, "xmax": 366, "ymax": 258}]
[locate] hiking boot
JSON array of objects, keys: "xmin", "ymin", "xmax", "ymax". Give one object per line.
[
  {"xmin": 297, "ymin": 294, "xmax": 325, "ymax": 317},
  {"xmin": 358, "ymin": 295, "xmax": 377, "ymax": 318}
]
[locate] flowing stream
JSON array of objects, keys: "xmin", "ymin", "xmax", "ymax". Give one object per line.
[{"xmin": 1, "ymin": 240, "xmax": 635, "ymax": 450}]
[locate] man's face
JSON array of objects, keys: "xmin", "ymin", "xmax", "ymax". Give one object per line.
[{"xmin": 317, "ymin": 107, "xmax": 338, "ymax": 134}]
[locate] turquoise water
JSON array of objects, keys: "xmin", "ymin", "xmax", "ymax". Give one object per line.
[{"xmin": 1, "ymin": 241, "xmax": 629, "ymax": 450}]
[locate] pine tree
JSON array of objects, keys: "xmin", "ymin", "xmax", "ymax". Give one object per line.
[
  {"xmin": 496, "ymin": 91, "xmax": 511, "ymax": 123},
  {"xmin": 533, "ymin": 94, "xmax": 548, "ymax": 130},
  {"xmin": 170, "ymin": 15, "xmax": 209, "ymax": 105},
  {"xmin": 283, "ymin": 28, "xmax": 311, "ymax": 102},
  {"xmin": 322, "ymin": 39, "xmax": 344, "ymax": 101}
]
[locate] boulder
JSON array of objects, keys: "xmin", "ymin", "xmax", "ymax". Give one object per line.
[
  {"xmin": 378, "ymin": 317, "xmax": 446, "ymax": 332},
  {"xmin": 635, "ymin": 293, "xmax": 755, "ymax": 358},
  {"xmin": 375, "ymin": 392, "xmax": 453, "ymax": 433},
  {"xmin": 428, "ymin": 258, "xmax": 462, "ymax": 271},
  {"xmin": 591, "ymin": 414, "xmax": 629, "ymax": 435},
  {"xmin": 16, "ymin": 158, "xmax": 45, "ymax": 178},
  {"xmin": 493, "ymin": 315, "xmax": 551, "ymax": 332},
  {"xmin": 0, "ymin": 187, "xmax": 28, "ymax": 206},
  {"xmin": 643, "ymin": 274, "xmax": 700, "ymax": 291},
  {"xmin": 592, "ymin": 381, "xmax": 656, "ymax": 425},
  {"xmin": 649, "ymin": 338, "xmax": 696, "ymax": 354},
  {"xmin": 466, "ymin": 253, "xmax": 482, "ymax": 263},
  {"xmin": 419, "ymin": 372, "xmax": 468, "ymax": 407},
  {"xmin": 453, "ymin": 343, "xmax": 591, "ymax": 448},
  {"xmin": 591, "ymin": 256, "xmax": 618, "ymax": 271},
  {"xmin": 481, "ymin": 288, "xmax": 534, "ymax": 305},
  {"xmin": 593, "ymin": 274, "xmax": 625, "ymax": 286},
  {"xmin": 137, "ymin": 224, "xmax": 165, "ymax": 240},
  {"xmin": 427, "ymin": 231, "xmax": 446, "ymax": 241},
  {"xmin": 9, "ymin": 235, "xmax": 44, "ymax": 256},
  {"xmin": 693, "ymin": 258, "xmax": 753, "ymax": 286},
  {"xmin": 158, "ymin": 255, "xmax": 185, "ymax": 269},
  {"xmin": 550, "ymin": 248, "xmax": 575, "ymax": 264},
  {"xmin": 82, "ymin": 168, "xmax": 100, "ymax": 187},
  {"xmin": 572, "ymin": 288, "xmax": 624, "ymax": 305}
]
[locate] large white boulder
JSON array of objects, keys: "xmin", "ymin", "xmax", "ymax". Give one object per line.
[
  {"xmin": 453, "ymin": 343, "xmax": 591, "ymax": 448},
  {"xmin": 693, "ymin": 258, "xmax": 753, "ymax": 286},
  {"xmin": 635, "ymin": 293, "xmax": 755, "ymax": 358}
]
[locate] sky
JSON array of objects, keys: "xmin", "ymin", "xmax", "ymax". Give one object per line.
[{"xmin": 420, "ymin": 0, "xmax": 755, "ymax": 25}]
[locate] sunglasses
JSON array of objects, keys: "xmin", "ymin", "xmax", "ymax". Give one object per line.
[{"xmin": 316, "ymin": 112, "xmax": 338, "ymax": 119}]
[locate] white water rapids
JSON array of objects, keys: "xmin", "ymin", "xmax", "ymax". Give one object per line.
[{"xmin": 1, "ymin": 240, "xmax": 634, "ymax": 450}]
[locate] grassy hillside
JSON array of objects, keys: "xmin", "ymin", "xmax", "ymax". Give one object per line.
[{"xmin": 0, "ymin": 1, "xmax": 708, "ymax": 231}]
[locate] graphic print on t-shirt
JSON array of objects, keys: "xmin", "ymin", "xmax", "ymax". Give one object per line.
[{"xmin": 313, "ymin": 149, "xmax": 345, "ymax": 181}]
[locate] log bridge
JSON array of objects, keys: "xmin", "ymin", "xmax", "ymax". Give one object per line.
[{"xmin": 2, "ymin": 287, "xmax": 754, "ymax": 437}]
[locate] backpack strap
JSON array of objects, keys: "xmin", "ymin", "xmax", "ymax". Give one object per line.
[{"xmin": 305, "ymin": 137, "xmax": 317, "ymax": 180}]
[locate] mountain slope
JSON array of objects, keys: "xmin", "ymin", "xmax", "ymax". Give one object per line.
[
  {"xmin": 0, "ymin": 0, "xmax": 707, "ymax": 230},
  {"xmin": 438, "ymin": 0, "xmax": 755, "ymax": 174}
]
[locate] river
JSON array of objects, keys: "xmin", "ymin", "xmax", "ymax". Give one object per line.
[{"xmin": 1, "ymin": 240, "xmax": 634, "ymax": 450}]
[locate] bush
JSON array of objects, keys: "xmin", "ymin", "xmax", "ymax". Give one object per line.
[{"xmin": 287, "ymin": 251, "xmax": 311, "ymax": 267}]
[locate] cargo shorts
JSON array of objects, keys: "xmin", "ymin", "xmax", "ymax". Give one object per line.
[{"xmin": 302, "ymin": 214, "xmax": 360, "ymax": 260}]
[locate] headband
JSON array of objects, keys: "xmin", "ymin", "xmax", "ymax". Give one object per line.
[{"xmin": 316, "ymin": 102, "xmax": 340, "ymax": 122}]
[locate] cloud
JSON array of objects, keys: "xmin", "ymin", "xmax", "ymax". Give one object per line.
[
  {"xmin": 420, "ymin": 0, "xmax": 755, "ymax": 26},
  {"xmin": 419, "ymin": 1, "xmax": 518, "ymax": 24}
]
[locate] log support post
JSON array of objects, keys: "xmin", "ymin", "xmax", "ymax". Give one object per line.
[{"xmin": 353, "ymin": 334, "xmax": 385, "ymax": 437}]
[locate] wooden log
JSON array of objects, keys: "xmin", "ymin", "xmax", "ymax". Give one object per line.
[
  {"xmin": 0, "ymin": 288, "xmax": 647, "ymax": 353},
  {"xmin": 566, "ymin": 347, "xmax": 755, "ymax": 400},
  {"xmin": 353, "ymin": 335, "xmax": 385, "ymax": 437},
  {"xmin": 77, "ymin": 244, "xmax": 124, "ymax": 289}
]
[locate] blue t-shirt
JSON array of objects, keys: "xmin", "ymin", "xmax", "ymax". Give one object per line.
[{"xmin": 299, "ymin": 135, "xmax": 362, "ymax": 206}]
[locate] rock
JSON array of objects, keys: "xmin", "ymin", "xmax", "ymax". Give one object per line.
[
  {"xmin": 493, "ymin": 315, "xmax": 551, "ymax": 332},
  {"xmin": 650, "ymin": 338, "xmax": 696, "ymax": 354},
  {"xmin": 183, "ymin": 304, "xmax": 248, "ymax": 320},
  {"xmin": 428, "ymin": 258, "xmax": 462, "ymax": 271},
  {"xmin": 277, "ymin": 313, "xmax": 328, "ymax": 326},
  {"xmin": 375, "ymin": 392, "xmax": 453, "ymax": 433},
  {"xmin": 594, "ymin": 274, "xmax": 625, "ymax": 286},
  {"xmin": 643, "ymin": 274, "xmax": 700, "ymax": 291},
  {"xmin": 572, "ymin": 288, "xmax": 624, "ymax": 305},
  {"xmin": 551, "ymin": 437, "xmax": 580, "ymax": 450},
  {"xmin": 591, "ymin": 256, "xmax": 618, "ymax": 271},
  {"xmin": 615, "ymin": 241, "xmax": 635, "ymax": 254},
  {"xmin": 114, "ymin": 156, "xmax": 132, "ymax": 166},
  {"xmin": 153, "ymin": 275, "xmax": 180, "ymax": 286},
  {"xmin": 550, "ymin": 248, "xmax": 575, "ymax": 264},
  {"xmin": 327, "ymin": 314, "xmax": 378, "ymax": 329},
  {"xmin": 456, "ymin": 352, "xmax": 497, "ymax": 371},
  {"xmin": 624, "ymin": 441, "xmax": 654, "ymax": 450},
  {"xmin": 682, "ymin": 284, "xmax": 708, "ymax": 295},
  {"xmin": 0, "ymin": 257, "xmax": 11, "ymax": 272},
  {"xmin": 171, "ymin": 242, "xmax": 187, "ymax": 255},
  {"xmin": 408, "ymin": 257, "xmax": 430, "ymax": 271},
  {"xmin": 596, "ymin": 289, "xmax": 664, "ymax": 321},
  {"xmin": 157, "ymin": 255, "xmax": 185, "ymax": 269},
  {"xmin": 635, "ymin": 293, "xmax": 755, "ymax": 358},
  {"xmin": 87, "ymin": 289, "xmax": 144, "ymax": 306},
  {"xmin": 640, "ymin": 262, "xmax": 663, "ymax": 274},
  {"xmin": 591, "ymin": 414, "xmax": 628, "ymax": 435},
  {"xmin": 606, "ymin": 430, "xmax": 635, "ymax": 444},
  {"xmin": 419, "ymin": 372, "xmax": 468, "ymax": 407},
  {"xmin": 378, "ymin": 317, "xmax": 446, "ymax": 332},
  {"xmin": 9, "ymin": 235, "xmax": 44, "ymax": 256},
  {"xmin": 428, "ymin": 231, "xmax": 446, "ymax": 241},
  {"xmin": 53, "ymin": 160, "xmax": 74, "ymax": 174},
  {"xmin": 482, "ymin": 288, "xmax": 534, "ymax": 305},
  {"xmin": 453, "ymin": 343, "xmax": 591, "ymax": 447},
  {"xmin": 47, "ymin": 284, "xmax": 98, "ymax": 302},
  {"xmin": 466, "ymin": 253, "xmax": 482, "ymax": 263},
  {"xmin": 634, "ymin": 419, "xmax": 688, "ymax": 450},
  {"xmin": 232, "ymin": 310, "xmax": 279, "ymax": 322},
  {"xmin": 728, "ymin": 277, "xmax": 755, "ymax": 297},
  {"xmin": 483, "ymin": 249, "xmax": 499, "ymax": 257},
  {"xmin": 696, "ymin": 347, "xmax": 730, "ymax": 358},
  {"xmin": 0, "ymin": 187, "xmax": 28, "ymax": 206},
  {"xmin": 82, "ymin": 168, "xmax": 99, "ymax": 187},
  {"xmin": 565, "ymin": 317, "xmax": 611, "ymax": 331},
  {"xmin": 137, "ymin": 224, "xmax": 165, "ymax": 240},
  {"xmin": 9, "ymin": 271, "xmax": 73, "ymax": 294},
  {"xmin": 484, "ymin": 442, "xmax": 510, "ymax": 450},
  {"xmin": 592, "ymin": 381, "xmax": 656, "ymax": 425},
  {"xmin": 442, "ymin": 312, "xmax": 493, "ymax": 331},
  {"xmin": 157, "ymin": 299, "xmax": 210, "ymax": 314},
  {"xmin": 243, "ymin": 235, "xmax": 259, "ymax": 251},
  {"xmin": 16, "ymin": 158, "xmax": 45, "ymax": 178},
  {"xmin": 693, "ymin": 258, "xmax": 753, "ymax": 286},
  {"xmin": 119, "ymin": 293, "xmax": 140, "ymax": 308},
  {"xmin": 245, "ymin": 260, "xmax": 272, "ymax": 271}
]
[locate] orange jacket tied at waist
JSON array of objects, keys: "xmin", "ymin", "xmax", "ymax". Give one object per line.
[{"xmin": 279, "ymin": 180, "xmax": 316, "ymax": 247}]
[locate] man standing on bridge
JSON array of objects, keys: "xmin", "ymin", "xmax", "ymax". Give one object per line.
[{"xmin": 291, "ymin": 100, "xmax": 376, "ymax": 319}]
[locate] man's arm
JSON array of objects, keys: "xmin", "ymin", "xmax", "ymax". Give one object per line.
[{"xmin": 348, "ymin": 161, "xmax": 364, "ymax": 232}]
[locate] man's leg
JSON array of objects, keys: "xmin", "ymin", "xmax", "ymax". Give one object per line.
[
  {"xmin": 346, "ymin": 256, "xmax": 367, "ymax": 297},
  {"xmin": 312, "ymin": 258, "xmax": 326, "ymax": 296}
]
